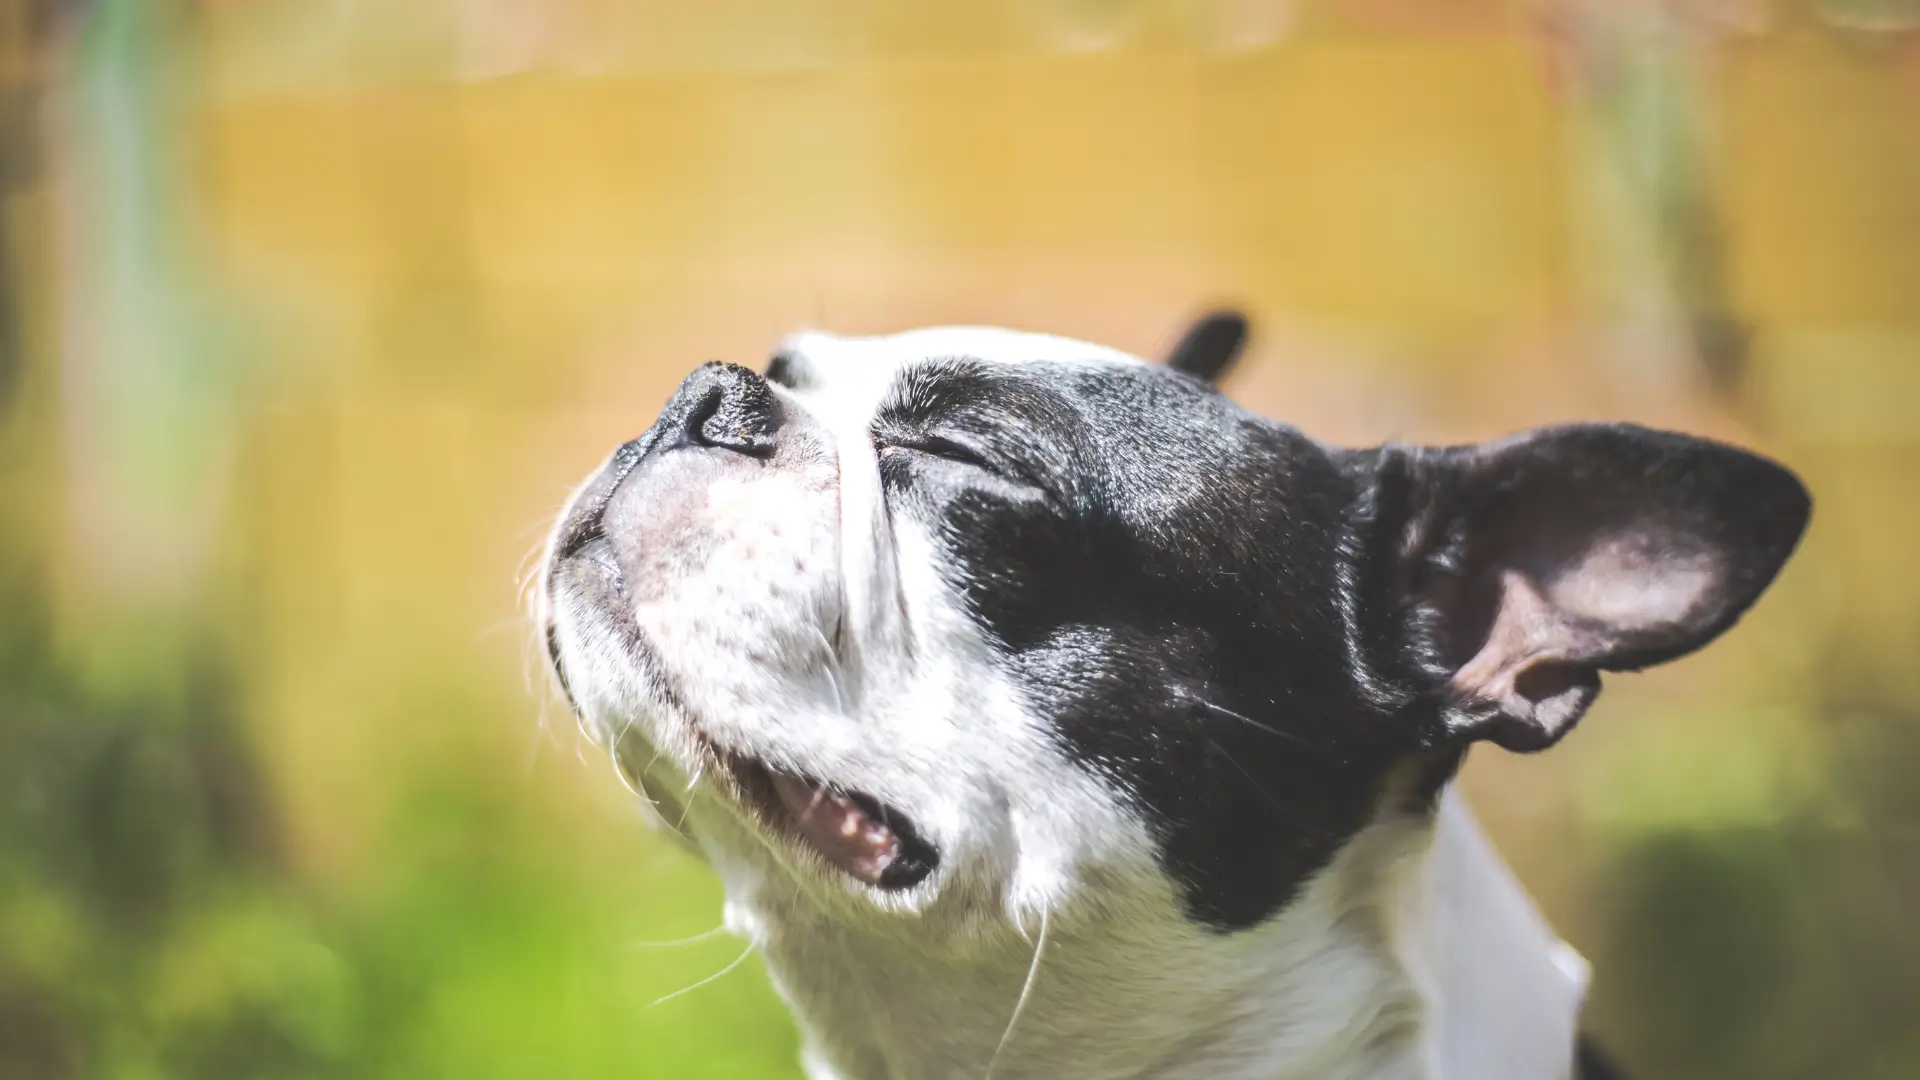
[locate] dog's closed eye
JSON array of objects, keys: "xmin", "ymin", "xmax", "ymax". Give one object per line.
[
  {"xmin": 880, "ymin": 435, "xmax": 995, "ymax": 471},
  {"xmin": 879, "ymin": 436, "xmax": 1061, "ymax": 506}
]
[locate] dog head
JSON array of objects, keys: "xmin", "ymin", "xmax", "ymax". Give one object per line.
[{"xmin": 540, "ymin": 319, "xmax": 1809, "ymax": 941}]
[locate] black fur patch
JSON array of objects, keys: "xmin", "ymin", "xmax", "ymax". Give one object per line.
[
  {"xmin": 870, "ymin": 357, "xmax": 1807, "ymax": 931},
  {"xmin": 874, "ymin": 360, "xmax": 1417, "ymax": 929}
]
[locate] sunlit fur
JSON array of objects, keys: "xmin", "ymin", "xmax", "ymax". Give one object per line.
[{"xmin": 540, "ymin": 327, "xmax": 1588, "ymax": 1080}]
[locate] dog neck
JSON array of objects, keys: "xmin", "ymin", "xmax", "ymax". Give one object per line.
[{"xmin": 729, "ymin": 787, "xmax": 1587, "ymax": 1080}]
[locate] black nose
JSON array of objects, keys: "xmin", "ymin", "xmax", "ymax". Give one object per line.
[
  {"xmin": 549, "ymin": 362, "xmax": 781, "ymax": 562},
  {"xmin": 657, "ymin": 361, "xmax": 781, "ymax": 456}
]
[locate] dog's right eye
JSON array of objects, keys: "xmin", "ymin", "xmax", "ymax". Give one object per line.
[
  {"xmin": 876, "ymin": 432, "xmax": 1064, "ymax": 508},
  {"xmin": 880, "ymin": 436, "xmax": 994, "ymax": 472}
]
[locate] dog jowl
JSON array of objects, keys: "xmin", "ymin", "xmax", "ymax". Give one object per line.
[{"xmin": 540, "ymin": 319, "xmax": 1808, "ymax": 1080}]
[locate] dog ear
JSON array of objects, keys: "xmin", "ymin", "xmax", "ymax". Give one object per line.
[
  {"xmin": 1395, "ymin": 424, "xmax": 1810, "ymax": 752},
  {"xmin": 1164, "ymin": 310, "xmax": 1249, "ymax": 384}
]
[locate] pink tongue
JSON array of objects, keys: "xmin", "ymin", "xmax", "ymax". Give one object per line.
[{"xmin": 768, "ymin": 772, "xmax": 898, "ymax": 885}]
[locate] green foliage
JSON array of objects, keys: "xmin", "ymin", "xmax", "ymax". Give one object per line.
[{"xmin": 0, "ymin": 548, "xmax": 800, "ymax": 1079}]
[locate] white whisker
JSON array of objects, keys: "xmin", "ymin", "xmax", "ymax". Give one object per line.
[
  {"xmin": 674, "ymin": 763, "xmax": 703, "ymax": 835},
  {"xmin": 647, "ymin": 941, "xmax": 758, "ymax": 1009},
  {"xmin": 1202, "ymin": 734, "xmax": 1335, "ymax": 841},
  {"xmin": 627, "ymin": 926, "xmax": 731, "ymax": 950},
  {"xmin": 1189, "ymin": 695, "xmax": 1330, "ymax": 752},
  {"xmin": 810, "ymin": 624, "xmax": 851, "ymax": 714},
  {"xmin": 984, "ymin": 909, "xmax": 1050, "ymax": 1080},
  {"xmin": 516, "ymin": 517, "xmax": 567, "ymax": 772},
  {"xmin": 607, "ymin": 754, "xmax": 640, "ymax": 799}
]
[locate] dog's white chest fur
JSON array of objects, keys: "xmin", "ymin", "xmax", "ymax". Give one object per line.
[{"xmin": 728, "ymin": 790, "xmax": 1585, "ymax": 1080}]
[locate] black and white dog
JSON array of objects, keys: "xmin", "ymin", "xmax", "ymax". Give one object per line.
[{"xmin": 540, "ymin": 315, "xmax": 1808, "ymax": 1080}]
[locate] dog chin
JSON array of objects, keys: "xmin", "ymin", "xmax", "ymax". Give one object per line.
[{"xmin": 555, "ymin": 575, "xmax": 953, "ymax": 905}]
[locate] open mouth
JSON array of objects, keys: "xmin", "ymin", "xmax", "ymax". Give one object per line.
[{"xmin": 730, "ymin": 757, "xmax": 938, "ymax": 890}]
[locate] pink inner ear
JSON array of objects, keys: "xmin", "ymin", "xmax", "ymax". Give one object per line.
[
  {"xmin": 1450, "ymin": 536, "xmax": 1720, "ymax": 728},
  {"xmin": 1452, "ymin": 569, "xmax": 1561, "ymax": 706},
  {"xmin": 1416, "ymin": 423, "xmax": 1809, "ymax": 750},
  {"xmin": 1544, "ymin": 535, "xmax": 1719, "ymax": 631},
  {"xmin": 1447, "ymin": 569, "xmax": 1603, "ymax": 749}
]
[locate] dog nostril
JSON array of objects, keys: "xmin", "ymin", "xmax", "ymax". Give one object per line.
[
  {"xmin": 679, "ymin": 363, "xmax": 779, "ymax": 456},
  {"xmin": 685, "ymin": 385, "xmax": 729, "ymax": 447},
  {"xmin": 657, "ymin": 362, "xmax": 782, "ymax": 456},
  {"xmin": 694, "ymin": 393, "xmax": 770, "ymax": 455}
]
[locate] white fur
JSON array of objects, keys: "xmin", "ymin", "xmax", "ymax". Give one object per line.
[{"xmin": 543, "ymin": 327, "xmax": 1589, "ymax": 1080}]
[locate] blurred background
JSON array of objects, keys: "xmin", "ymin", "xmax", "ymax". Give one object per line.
[{"xmin": 1, "ymin": 1, "xmax": 1917, "ymax": 1077}]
